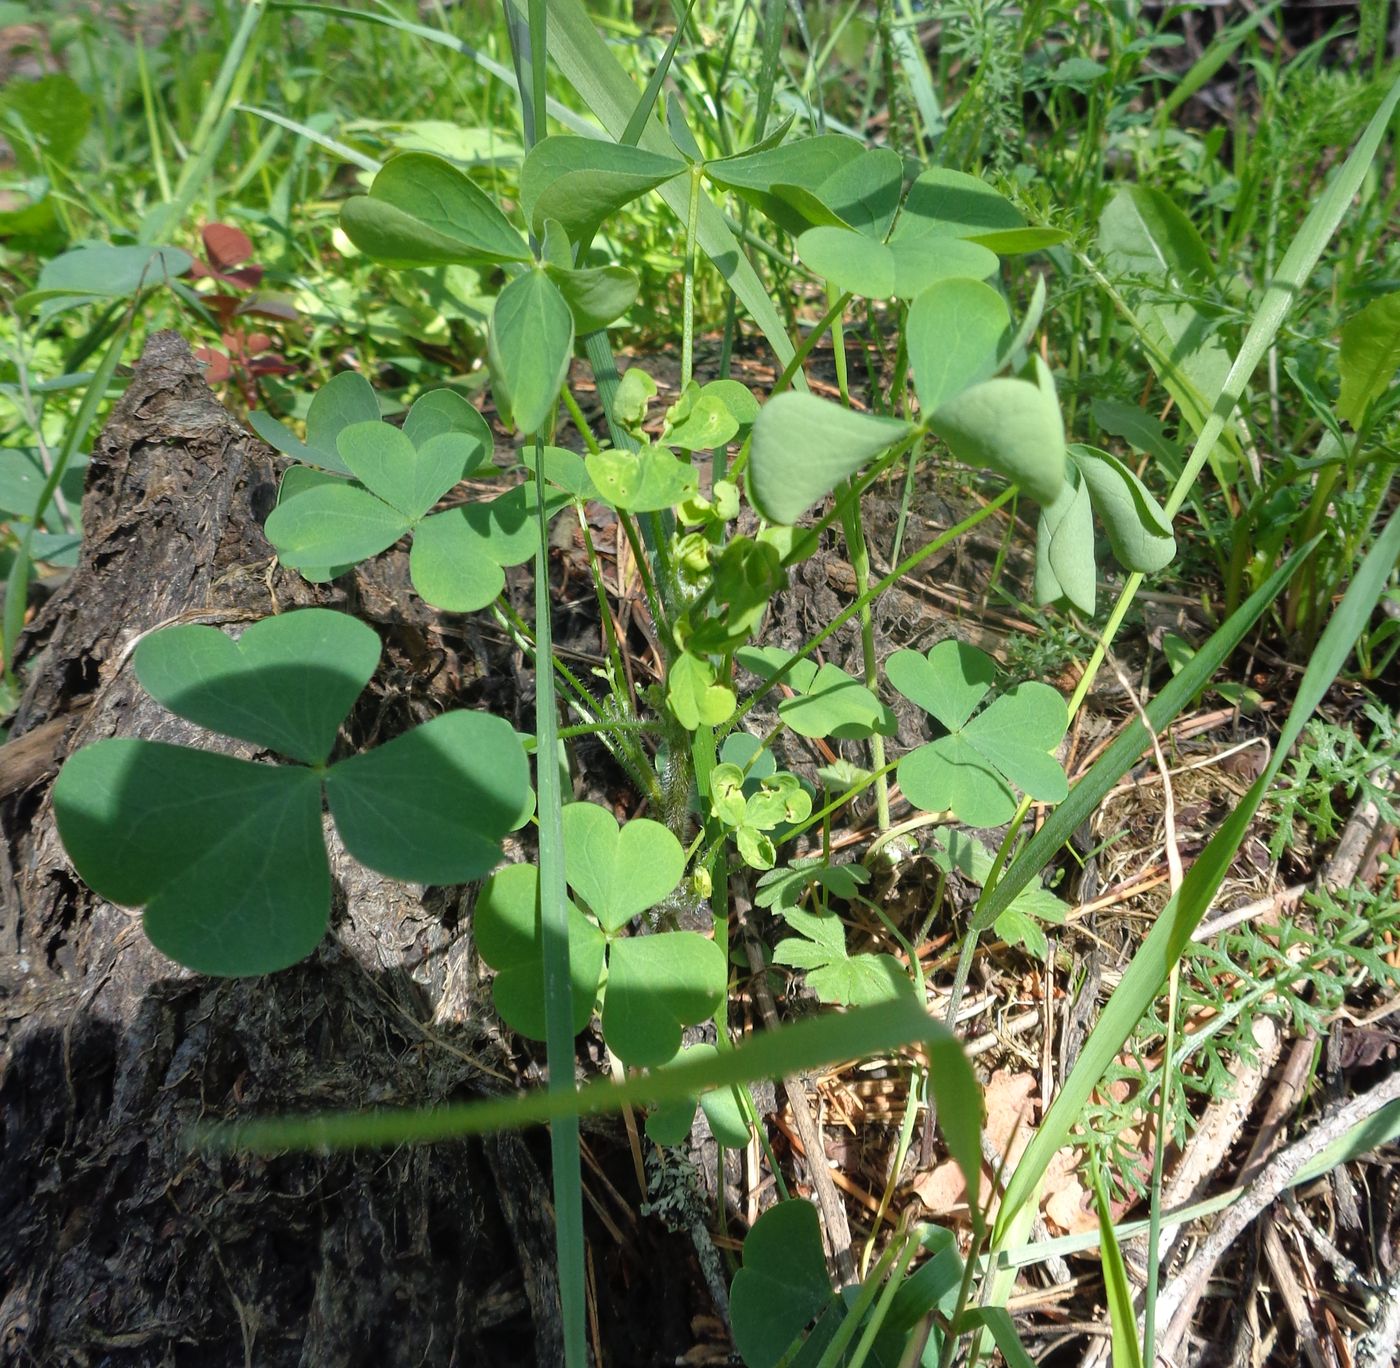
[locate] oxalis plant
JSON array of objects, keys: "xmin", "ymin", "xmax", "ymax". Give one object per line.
[{"xmin": 47, "ymin": 2, "xmax": 1400, "ymax": 1362}]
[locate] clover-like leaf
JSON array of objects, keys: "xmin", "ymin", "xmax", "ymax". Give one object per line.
[
  {"xmin": 401, "ymin": 388, "xmax": 494, "ymax": 459},
  {"xmin": 730, "ymin": 1201, "xmax": 836, "ymax": 1368},
  {"xmin": 646, "ymin": 1044, "xmax": 752, "ymax": 1148},
  {"xmin": 667, "ymin": 652, "xmax": 736, "ymax": 730},
  {"xmin": 340, "ymin": 151, "xmax": 530, "ymax": 266},
  {"xmin": 706, "ymin": 134, "xmax": 863, "ymax": 236},
  {"xmin": 54, "ymin": 742, "xmax": 328, "ymax": 977},
  {"xmin": 749, "ymin": 392, "xmax": 913, "ymax": 525},
  {"xmin": 1035, "ymin": 464, "xmax": 1097, "ymax": 615},
  {"xmin": 561, "ymin": 801, "xmax": 685, "ymax": 933},
  {"xmin": 601, "ymin": 931, "xmax": 727, "ymax": 1067},
  {"xmin": 816, "ymin": 147, "xmax": 904, "ymax": 239},
  {"xmin": 737, "ymin": 646, "xmax": 895, "ymax": 740},
  {"xmin": 519, "ymin": 137, "xmax": 686, "ymax": 240},
  {"xmin": 895, "ymin": 167, "xmax": 1026, "ymax": 244},
  {"xmin": 543, "ymin": 260, "xmax": 640, "ymax": 333},
  {"xmin": 908, "ymin": 278, "xmax": 1011, "ymax": 416},
  {"xmin": 886, "ymin": 234, "xmax": 999, "ymax": 299},
  {"xmin": 335, "ymin": 420, "xmax": 475, "ymax": 521},
  {"xmin": 1071, "ymin": 445, "xmax": 1175, "ymax": 574},
  {"xmin": 133, "ymin": 608, "xmax": 381, "ymax": 765},
  {"xmin": 408, "ymin": 508, "xmax": 507, "ymax": 613},
  {"xmin": 889, "ymin": 641, "xmax": 1067, "ymax": 827},
  {"xmin": 585, "ymin": 443, "xmax": 698, "ymax": 511},
  {"xmin": 926, "ymin": 354, "xmax": 1065, "ymax": 504},
  {"xmin": 474, "ymin": 862, "xmax": 608, "ymax": 1039},
  {"xmin": 325, "ymin": 710, "xmax": 531, "ymax": 884},
  {"xmin": 664, "ymin": 385, "xmax": 740, "ymax": 451},
  {"xmin": 54, "ymin": 615, "xmax": 529, "ymax": 979},
  {"xmin": 488, "ymin": 269, "xmax": 575, "ymax": 436},
  {"xmin": 249, "ymin": 369, "xmax": 379, "ymax": 476},
  {"xmin": 263, "ymin": 480, "xmax": 413, "ymax": 569},
  {"xmin": 797, "ymin": 225, "xmax": 895, "ymax": 298}
]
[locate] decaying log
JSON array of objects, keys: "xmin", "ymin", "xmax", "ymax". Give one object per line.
[{"xmin": 0, "ymin": 333, "xmax": 567, "ymax": 1366}]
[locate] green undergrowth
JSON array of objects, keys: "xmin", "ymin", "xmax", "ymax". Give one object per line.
[{"xmin": 3, "ymin": 2, "xmax": 1399, "ymax": 1365}]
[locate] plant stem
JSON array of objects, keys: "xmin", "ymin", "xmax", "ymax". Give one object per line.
[{"xmin": 682, "ymin": 165, "xmax": 702, "ymax": 389}]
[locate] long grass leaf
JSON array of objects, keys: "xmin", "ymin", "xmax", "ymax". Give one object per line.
[
  {"xmin": 197, "ymin": 996, "xmax": 952, "ymax": 1151},
  {"xmin": 621, "ymin": 0, "xmax": 698, "ymax": 147},
  {"xmin": 1093, "ymin": 1158, "xmax": 1146, "ymax": 1368}
]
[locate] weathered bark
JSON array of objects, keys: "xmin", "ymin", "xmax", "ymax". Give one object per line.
[{"xmin": 0, "ymin": 333, "xmax": 564, "ymax": 1367}]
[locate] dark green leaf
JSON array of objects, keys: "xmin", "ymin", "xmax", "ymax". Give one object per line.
[
  {"xmin": 134, "ymin": 609, "xmax": 381, "ymax": 766},
  {"xmin": 488, "ymin": 269, "xmax": 574, "ymax": 435},
  {"xmin": 53, "ymin": 741, "xmax": 328, "ymax": 977},
  {"xmin": 325, "ymin": 711, "xmax": 530, "ymax": 883}
]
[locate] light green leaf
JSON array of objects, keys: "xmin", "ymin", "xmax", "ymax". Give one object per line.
[
  {"xmin": 645, "ymin": 1044, "xmax": 752, "ymax": 1148},
  {"xmin": 749, "ymin": 392, "xmax": 913, "ymax": 525},
  {"xmin": 543, "ymin": 260, "xmax": 640, "ymax": 332},
  {"xmin": 263, "ymin": 481, "xmax": 412, "ymax": 569},
  {"xmin": 402, "ymin": 388, "xmax": 494, "ymax": 462},
  {"xmin": 667, "ymin": 652, "xmax": 736, "ymax": 730},
  {"xmin": 963, "ymin": 684, "xmax": 1069, "ymax": 802},
  {"xmin": 885, "ymin": 640, "xmax": 996, "ymax": 730},
  {"xmin": 53, "ymin": 741, "xmax": 328, "ymax": 977},
  {"xmin": 21, "ymin": 243, "xmax": 192, "ymax": 308},
  {"xmin": 462, "ymin": 484, "xmax": 552, "ymax": 565},
  {"xmin": 474, "ymin": 862, "xmax": 607, "ymax": 1039},
  {"xmin": 585, "ymin": 443, "xmax": 698, "ymax": 511},
  {"xmin": 335, "ymin": 421, "xmax": 473, "ymax": 521},
  {"xmin": 1072, "ymin": 445, "xmax": 1176, "ymax": 574},
  {"xmin": 561, "ymin": 802, "xmax": 685, "ymax": 933},
  {"xmin": 815, "ymin": 147, "xmax": 903, "ymax": 239},
  {"xmin": 895, "ymin": 167, "xmax": 1024, "ymax": 243},
  {"xmin": 898, "ymin": 736, "xmax": 1019, "ymax": 827},
  {"xmin": 407, "ymin": 509, "xmax": 506, "ymax": 613},
  {"xmin": 909, "ymin": 277, "xmax": 1011, "ymax": 416},
  {"xmin": 665, "ymin": 387, "xmax": 741, "ymax": 451},
  {"xmin": 602, "ymin": 931, "xmax": 727, "ymax": 1067},
  {"xmin": 730, "ymin": 1202, "xmax": 835, "ymax": 1368},
  {"xmin": 306, "ymin": 371, "xmax": 381, "ymax": 470},
  {"xmin": 706, "ymin": 133, "xmax": 863, "ymax": 235},
  {"xmin": 1035, "ymin": 466, "xmax": 1097, "ymax": 615},
  {"xmin": 519, "ymin": 136, "xmax": 685, "ymax": 239},
  {"xmin": 340, "ymin": 151, "xmax": 530, "ymax": 266},
  {"xmin": 926, "ymin": 355, "xmax": 1065, "ymax": 503},
  {"xmin": 1338, "ymin": 291, "xmax": 1400, "ymax": 426},
  {"xmin": 134, "ymin": 609, "xmax": 381, "ymax": 766},
  {"xmin": 796, "ymin": 226, "xmax": 895, "ymax": 298},
  {"xmin": 886, "ymin": 233, "xmax": 999, "ymax": 299},
  {"xmin": 325, "ymin": 710, "xmax": 530, "ymax": 884},
  {"xmin": 488, "ymin": 269, "xmax": 575, "ymax": 436},
  {"xmin": 737, "ymin": 646, "xmax": 895, "ymax": 739}
]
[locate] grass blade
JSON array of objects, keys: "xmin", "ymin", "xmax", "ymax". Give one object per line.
[
  {"xmin": 196, "ymin": 995, "xmax": 953, "ymax": 1151},
  {"xmin": 1093, "ymin": 1156, "xmax": 1146, "ymax": 1368},
  {"xmin": 620, "ymin": 0, "xmax": 698, "ymax": 148}
]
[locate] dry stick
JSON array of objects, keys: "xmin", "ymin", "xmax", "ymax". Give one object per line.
[
  {"xmin": 1155, "ymin": 1068, "xmax": 1400, "ymax": 1365},
  {"xmin": 735, "ymin": 889, "xmax": 857, "ymax": 1285}
]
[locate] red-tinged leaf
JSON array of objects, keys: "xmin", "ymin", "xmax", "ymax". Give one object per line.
[
  {"xmin": 202, "ymin": 223, "xmax": 254, "ymax": 269},
  {"xmin": 194, "ymin": 348, "xmax": 233, "ymax": 383},
  {"xmin": 243, "ymin": 332, "xmax": 274, "ymax": 354}
]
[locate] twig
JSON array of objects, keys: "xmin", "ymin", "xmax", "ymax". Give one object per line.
[{"xmin": 1155, "ymin": 1069, "xmax": 1400, "ymax": 1364}]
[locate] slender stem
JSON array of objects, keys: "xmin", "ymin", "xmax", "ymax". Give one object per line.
[{"xmin": 682, "ymin": 165, "xmax": 702, "ymax": 389}]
